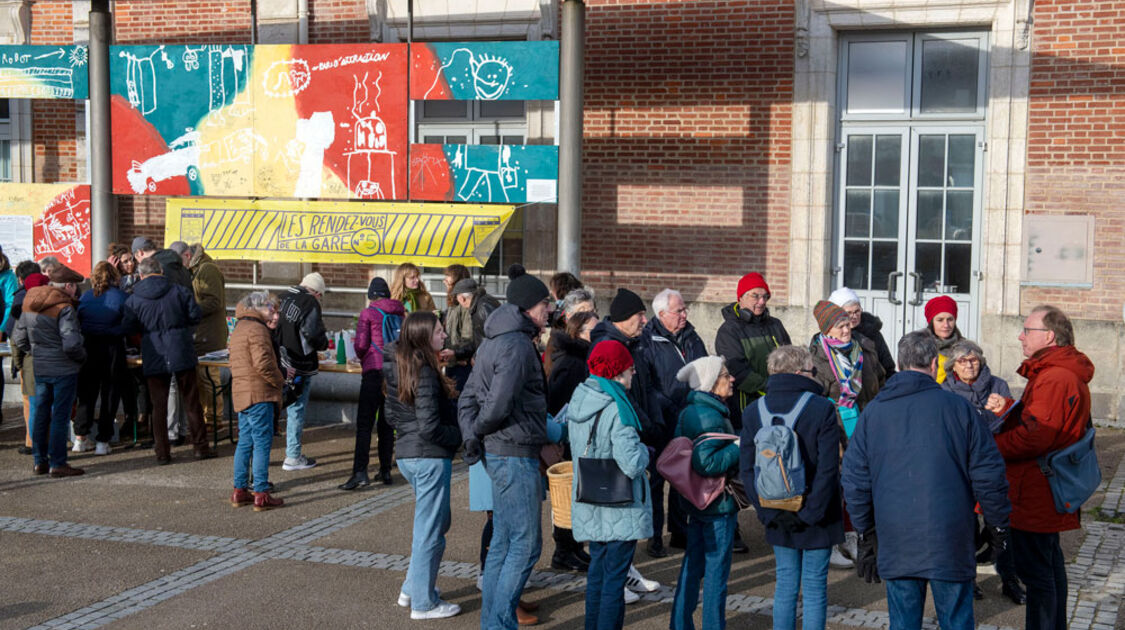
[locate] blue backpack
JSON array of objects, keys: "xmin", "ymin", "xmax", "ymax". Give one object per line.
[
  {"xmin": 374, "ymin": 307, "xmax": 402, "ymax": 345},
  {"xmin": 1039, "ymin": 424, "xmax": 1100, "ymax": 514},
  {"xmin": 752, "ymin": 392, "xmax": 814, "ymax": 511}
]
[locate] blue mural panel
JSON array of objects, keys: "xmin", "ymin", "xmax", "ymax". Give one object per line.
[
  {"xmin": 0, "ymin": 45, "xmax": 88, "ymax": 99},
  {"xmin": 411, "ymin": 41, "xmax": 558, "ymax": 101}
]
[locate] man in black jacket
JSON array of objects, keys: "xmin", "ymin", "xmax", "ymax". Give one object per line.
[
  {"xmin": 122, "ymin": 257, "xmax": 213, "ymax": 463},
  {"xmin": 589, "ymin": 288, "xmax": 662, "ymax": 444},
  {"xmin": 458, "ymin": 267, "xmax": 552, "ymax": 630},
  {"xmin": 643, "ymin": 288, "xmax": 707, "ymax": 557},
  {"xmin": 277, "ymin": 272, "xmax": 329, "ymax": 471}
]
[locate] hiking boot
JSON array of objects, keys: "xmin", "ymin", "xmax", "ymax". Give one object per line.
[
  {"xmin": 49, "ymin": 464, "xmax": 85, "ymax": 478},
  {"xmin": 230, "ymin": 488, "xmax": 254, "ymax": 508},
  {"xmin": 253, "ymin": 491, "xmax": 284, "ymax": 511}
]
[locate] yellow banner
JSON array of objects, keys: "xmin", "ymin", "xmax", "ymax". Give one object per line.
[{"xmin": 165, "ymin": 198, "xmax": 513, "ymax": 267}]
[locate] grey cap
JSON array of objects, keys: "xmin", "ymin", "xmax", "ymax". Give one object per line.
[
  {"xmin": 452, "ymin": 277, "xmax": 478, "ymax": 296},
  {"xmin": 131, "ymin": 236, "xmax": 155, "ymax": 253}
]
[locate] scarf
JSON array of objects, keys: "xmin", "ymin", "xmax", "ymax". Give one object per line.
[
  {"xmin": 591, "ymin": 375, "xmax": 641, "ymax": 432},
  {"xmin": 818, "ymin": 333, "xmax": 863, "ymax": 408},
  {"xmin": 402, "ymin": 287, "xmax": 424, "ymax": 313}
]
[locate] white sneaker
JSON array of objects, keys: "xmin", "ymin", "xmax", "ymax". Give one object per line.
[
  {"xmin": 624, "ymin": 587, "xmax": 640, "ymax": 604},
  {"xmin": 842, "ymin": 531, "xmax": 859, "ymax": 560},
  {"xmin": 476, "ymin": 575, "xmax": 484, "ymax": 592},
  {"xmin": 282, "ymin": 455, "xmax": 317, "ymax": 471},
  {"xmin": 398, "ymin": 588, "xmax": 441, "ymax": 608},
  {"xmin": 410, "ymin": 600, "xmax": 461, "ymax": 620},
  {"xmin": 94, "ymin": 442, "xmax": 111, "ymax": 456},
  {"xmin": 72, "ymin": 437, "xmax": 93, "ymax": 453},
  {"xmin": 625, "ymin": 564, "xmax": 660, "ymax": 592},
  {"xmin": 829, "ymin": 545, "xmax": 854, "ymax": 569}
]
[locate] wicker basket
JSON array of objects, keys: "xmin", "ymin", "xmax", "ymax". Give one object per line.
[{"xmin": 546, "ymin": 461, "xmax": 574, "ymax": 529}]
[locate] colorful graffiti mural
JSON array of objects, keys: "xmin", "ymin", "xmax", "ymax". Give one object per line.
[
  {"xmin": 410, "ymin": 42, "xmax": 558, "ymax": 101},
  {"xmin": 166, "ymin": 197, "xmax": 513, "ymax": 267},
  {"xmin": 409, "ymin": 144, "xmax": 558, "ymax": 203},
  {"xmin": 110, "ymin": 44, "xmax": 408, "ymax": 199},
  {"xmin": 0, "ymin": 45, "xmax": 89, "ymax": 99},
  {"xmin": 0, "ymin": 184, "xmax": 92, "ymax": 274}
]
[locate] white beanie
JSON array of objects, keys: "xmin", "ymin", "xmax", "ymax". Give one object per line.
[
  {"xmin": 300, "ymin": 272, "xmax": 326, "ymax": 295},
  {"xmin": 828, "ymin": 286, "xmax": 860, "ymax": 308},
  {"xmin": 676, "ymin": 356, "xmax": 726, "ymax": 392}
]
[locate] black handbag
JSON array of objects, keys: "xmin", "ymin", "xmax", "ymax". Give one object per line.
[{"xmin": 575, "ymin": 408, "xmax": 635, "ymax": 506}]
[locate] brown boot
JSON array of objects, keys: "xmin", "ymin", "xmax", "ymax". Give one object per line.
[
  {"xmin": 516, "ymin": 605, "xmax": 538, "ymax": 626},
  {"xmin": 49, "ymin": 464, "xmax": 85, "ymax": 478},
  {"xmin": 230, "ymin": 488, "xmax": 254, "ymax": 507},
  {"xmin": 253, "ymin": 491, "xmax": 284, "ymax": 512},
  {"xmin": 518, "ymin": 599, "xmax": 540, "ymax": 612}
]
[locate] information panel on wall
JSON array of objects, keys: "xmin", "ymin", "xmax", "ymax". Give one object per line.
[{"xmin": 165, "ymin": 197, "xmax": 514, "ymax": 267}]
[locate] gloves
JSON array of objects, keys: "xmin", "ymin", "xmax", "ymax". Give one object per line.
[
  {"xmin": 987, "ymin": 525, "xmax": 1010, "ymax": 556},
  {"xmin": 855, "ymin": 530, "xmax": 880, "ymax": 584},
  {"xmin": 462, "ymin": 438, "xmax": 483, "ymax": 465},
  {"xmin": 767, "ymin": 511, "xmax": 808, "ymax": 533}
]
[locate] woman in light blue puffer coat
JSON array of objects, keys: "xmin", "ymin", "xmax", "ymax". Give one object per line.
[{"xmin": 567, "ymin": 339, "xmax": 652, "ymax": 630}]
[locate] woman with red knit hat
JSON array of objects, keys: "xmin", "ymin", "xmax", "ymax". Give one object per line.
[
  {"xmin": 921, "ymin": 295, "xmax": 963, "ymax": 383},
  {"xmin": 566, "ymin": 339, "xmax": 653, "ymax": 630}
]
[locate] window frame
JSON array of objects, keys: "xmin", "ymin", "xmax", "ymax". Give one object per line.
[{"xmin": 911, "ymin": 31, "xmax": 990, "ymax": 121}]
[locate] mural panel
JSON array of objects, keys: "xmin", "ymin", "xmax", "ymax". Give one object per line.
[
  {"xmin": 409, "ymin": 144, "xmax": 558, "ymax": 204},
  {"xmin": 0, "ymin": 184, "xmax": 92, "ymax": 274},
  {"xmin": 0, "ymin": 45, "xmax": 88, "ymax": 99},
  {"xmin": 410, "ymin": 41, "xmax": 558, "ymax": 101}
]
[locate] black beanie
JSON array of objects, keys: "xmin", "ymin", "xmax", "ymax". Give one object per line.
[
  {"xmin": 506, "ymin": 272, "xmax": 549, "ymax": 311},
  {"xmin": 609, "ymin": 288, "xmax": 646, "ymax": 323},
  {"xmin": 368, "ymin": 277, "xmax": 390, "ymax": 300}
]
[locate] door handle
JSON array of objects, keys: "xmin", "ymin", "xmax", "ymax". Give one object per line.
[
  {"xmin": 887, "ymin": 271, "xmax": 903, "ymax": 305},
  {"xmin": 908, "ymin": 271, "xmax": 924, "ymax": 306}
]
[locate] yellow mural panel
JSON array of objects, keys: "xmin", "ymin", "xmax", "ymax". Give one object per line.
[{"xmin": 165, "ymin": 198, "xmax": 513, "ymax": 267}]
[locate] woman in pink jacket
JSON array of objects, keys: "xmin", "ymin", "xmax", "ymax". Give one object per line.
[{"xmin": 339, "ymin": 277, "xmax": 406, "ymax": 490}]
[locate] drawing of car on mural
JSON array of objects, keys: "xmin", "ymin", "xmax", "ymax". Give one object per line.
[
  {"xmin": 37, "ymin": 194, "xmax": 89, "ymax": 264},
  {"xmin": 127, "ymin": 129, "xmax": 201, "ymax": 193}
]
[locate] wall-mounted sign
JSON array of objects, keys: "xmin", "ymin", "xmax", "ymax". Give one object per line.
[
  {"xmin": 0, "ymin": 45, "xmax": 88, "ymax": 99},
  {"xmin": 110, "ymin": 44, "xmax": 408, "ymax": 200},
  {"xmin": 1022, "ymin": 214, "xmax": 1095, "ymax": 287},
  {"xmin": 410, "ymin": 41, "xmax": 558, "ymax": 101},
  {"xmin": 0, "ymin": 184, "xmax": 92, "ymax": 274},
  {"xmin": 409, "ymin": 144, "xmax": 558, "ymax": 203},
  {"xmin": 165, "ymin": 197, "xmax": 514, "ymax": 267}
]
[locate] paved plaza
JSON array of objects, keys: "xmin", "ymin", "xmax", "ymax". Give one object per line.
[{"xmin": 3, "ymin": 406, "xmax": 1125, "ymax": 630}]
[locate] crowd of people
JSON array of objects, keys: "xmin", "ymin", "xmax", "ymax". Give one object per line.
[{"xmin": 1, "ymin": 240, "xmax": 1096, "ymax": 630}]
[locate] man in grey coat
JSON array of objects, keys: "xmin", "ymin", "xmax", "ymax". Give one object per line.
[
  {"xmin": 458, "ymin": 266, "xmax": 552, "ymax": 630},
  {"xmin": 13, "ymin": 264, "xmax": 87, "ymax": 477}
]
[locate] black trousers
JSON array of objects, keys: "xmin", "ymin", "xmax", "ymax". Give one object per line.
[
  {"xmin": 1012, "ymin": 529, "xmax": 1068, "ymax": 630},
  {"xmin": 74, "ymin": 336, "xmax": 128, "ymax": 443},
  {"xmin": 649, "ymin": 457, "xmax": 687, "ymax": 542},
  {"xmin": 351, "ymin": 370, "xmax": 391, "ymax": 474}
]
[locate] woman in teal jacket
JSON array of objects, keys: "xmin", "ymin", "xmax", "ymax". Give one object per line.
[
  {"xmin": 670, "ymin": 355, "xmax": 740, "ymax": 630},
  {"xmin": 567, "ymin": 340, "xmax": 652, "ymax": 630}
]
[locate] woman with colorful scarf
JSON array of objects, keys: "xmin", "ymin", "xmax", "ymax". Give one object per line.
[
  {"xmin": 566, "ymin": 340, "xmax": 652, "ymax": 630},
  {"xmin": 808, "ymin": 299, "xmax": 885, "ymax": 570},
  {"xmin": 390, "ymin": 262, "xmax": 437, "ymax": 314}
]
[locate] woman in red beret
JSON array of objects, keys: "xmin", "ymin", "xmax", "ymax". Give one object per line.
[{"xmin": 922, "ymin": 295, "xmax": 963, "ymax": 384}]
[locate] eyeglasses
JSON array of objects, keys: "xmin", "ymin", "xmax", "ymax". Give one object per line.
[
  {"xmin": 1022, "ymin": 327, "xmax": 1049, "ymax": 335},
  {"xmin": 954, "ymin": 356, "xmax": 980, "ymax": 365},
  {"xmin": 799, "ymin": 367, "xmax": 818, "ymax": 377},
  {"xmin": 668, "ymin": 307, "xmax": 688, "ymax": 316},
  {"xmin": 744, "ymin": 292, "xmax": 770, "ymax": 303}
]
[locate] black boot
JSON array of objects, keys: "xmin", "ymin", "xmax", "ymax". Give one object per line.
[
  {"xmin": 647, "ymin": 537, "xmax": 669, "ymax": 558},
  {"xmin": 379, "ymin": 468, "xmax": 393, "ymax": 485},
  {"xmin": 972, "ymin": 580, "xmax": 984, "ymax": 600},
  {"xmin": 338, "ymin": 471, "xmax": 370, "ymax": 491},
  {"xmin": 732, "ymin": 529, "xmax": 749, "ymax": 554},
  {"xmin": 1001, "ymin": 578, "xmax": 1026, "ymax": 605},
  {"xmin": 551, "ymin": 549, "xmax": 588, "ymax": 572}
]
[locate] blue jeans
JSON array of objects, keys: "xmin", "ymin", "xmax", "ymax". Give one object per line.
[
  {"xmin": 233, "ymin": 403, "xmax": 274, "ymax": 493},
  {"xmin": 586, "ymin": 540, "xmax": 635, "ymax": 630},
  {"xmin": 482, "ymin": 455, "xmax": 542, "ymax": 630},
  {"xmin": 772, "ymin": 546, "xmax": 831, "ymax": 630},
  {"xmin": 398, "ymin": 457, "xmax": 453, "ymax": 612},
  {"xmin": 33, "ymin": 374, "xmax": 79, "ymax": 469},
  {"xmin": 285, "ymin": 374, "xmax": 313, "ymax": 459},
  {"xmin": 885, "ymin": 578, "xmax": 974, "ymax": 630},
  {"xmin": 670, "ymin": 511, "xmax": 738, "ymax": 630}
]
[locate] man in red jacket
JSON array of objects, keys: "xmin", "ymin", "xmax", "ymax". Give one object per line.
[{"xmin": 986, "ymin": 305, "xmax": 1093, "ymax": 630}]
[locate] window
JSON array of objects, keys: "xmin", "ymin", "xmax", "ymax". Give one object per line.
[
  {"xmin": 0, "ymin": 99, "xmax": 11, "ymax": 182},
  {"xmin": 841, "ymin": 32, "xmax": 988, "ymax": 121}
]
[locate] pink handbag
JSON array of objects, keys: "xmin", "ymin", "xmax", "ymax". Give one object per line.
[{"xmin": 656, "ymin": 432, "xmax": 739, "ymax": 510}]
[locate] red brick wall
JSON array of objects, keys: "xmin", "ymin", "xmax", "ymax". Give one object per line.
[
  {"xmin": 114, "ymin": 0, "xmax": 251, "ymax": 45},
  {"xmin": 309, "ymin": 0, "xmax": 370, "ymax": 43},
  {"xmin": 1022, "ymin": 0, "xmax": 1125, "ymax": 320},
  {"xmin": 30, "ymin": 1, "xmax": 80, "ymax": 183},
  {"xmin": 578, "ymin": 0, "xmax": 794, "ymax": 305}
]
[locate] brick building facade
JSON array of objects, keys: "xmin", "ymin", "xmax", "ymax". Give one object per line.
[{"xmin": 3, "ymin": 0, "xmax": 1124, "ymax": 416}]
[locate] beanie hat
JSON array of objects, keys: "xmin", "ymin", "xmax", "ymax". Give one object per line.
[
  {"xmin": 813, "ymin": 300, "xmax": 848, "ymax": 335},
  {"xmin": 587, "ymin": 340, "xmax": 634, "ymax": 379},
  {"xmin": 505, "ymin": 266, "xmax": 549, "ymax": 311},
  {"xmin": 367, "ymin": 277, "xmax": 390, "ymax": 300},
  {"xmin": 452, "ymin": 277, "xmax": 477, "ymax": 296},
  {"xmin": 736, "ymin": 272, "xmax": 770, "ymax": 300},
  {"xmin": 300, "ymin": 272, "xmax": 326, "ymax": 295},
  {"xmin": 676, "ymin": 356, "xmax": 726, "ymax": 392},
  {"xmin": 828, "ymin": 287, "xmax": 861, "ymax": 308},
  {"xmin": 924, "ymin": 295, "xmax": 958, "ymax": 323},
  {"xmin": 23, "ymin": 272, "xmax": 48, "ymax": 289},
  {"xmin": 49, "ymin": 264, "xmax": 84, "ymax": 284},
  {"xmin": 609, "ymin": 288, "xmax": 645, "ymax": 323},
  {"xmin": 131, "ymin": 236, "xmax": 155, "ymax": 253}
]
